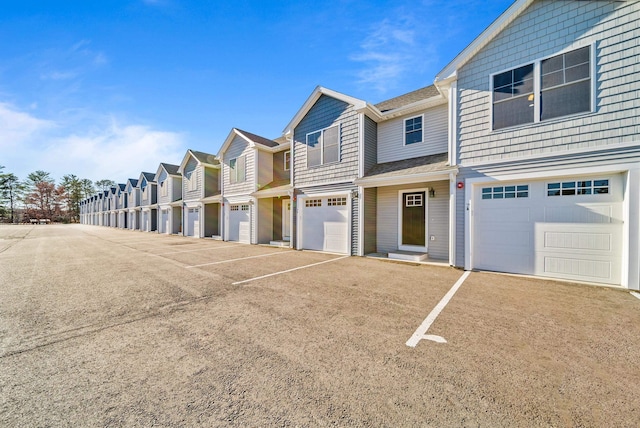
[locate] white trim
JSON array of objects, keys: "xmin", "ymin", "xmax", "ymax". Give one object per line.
[
  {"xmin": 397, "ymin": 188, "xmax": 429, "ymax": 252},
  {"xmin": 297, "ymin": 178, "xmax": 358, "ymax": 189},
  {"xmin": 284, "ymin": 150, "xmax": 290, "ymax": 171},
  {"xmin": 448, "ymin": 172, "xmax": 457, "ymax": 267},
  {"xmin": 305, "ymin": 123, "xmax": 341, "ymax": 168},
  {"xmin": 355, "ymin": 169, "xmax": 457, "ymax": 188},
  {"xmin": 448, "ymin": 81, "xmax": 458, "ymax": 167},
  {"xmin": 357, "ymin": 186, "xmax": 364, "ymax": 257},
  {"xmin": 489, "ymin": 43, "xmax": 595, "ymax": 132},
  {"xmin": 403, "ymin": 114, "xmax": 424, "ymax": 146}
]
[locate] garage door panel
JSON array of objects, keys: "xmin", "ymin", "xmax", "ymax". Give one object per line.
[
  {"xmin": 229, "ymin": 207, "xmax": 250, "ymax": 243},
  {"xmin": 301, "ymin": 197, "xmax": 349, "ymax": 254},
  {"xmin": 474, "ymin": 174, "xmax": 623, "ymax": 285}
]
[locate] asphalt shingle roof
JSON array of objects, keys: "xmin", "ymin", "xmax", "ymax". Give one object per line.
[
  {"xmin": 236, "ymin": 129, "xmax": 279, "ymax": 148},
  {"xmin": 190, "ymin": 150, "xmax": 218, "ymax": 165},
  {"xmin": 364, "ymin": 152, "xmax": 451, "ymax": 178},
  {"xmin": 161, "ymin": 163, "xmax": 180, "ymax": 175},
  {"xmin": 374, "ymin": 85, "xmax": 440, "ymax": 112}
]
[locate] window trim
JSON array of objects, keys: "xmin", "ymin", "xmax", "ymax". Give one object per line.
[
  {"xmin": 284, "ymin": 150, "xmax": 290, "ymax": 171},
  {"xmin": 305, "ymin": 124, "xmax": 341, "ymax": 168},
  {"xmin": 489, "ymin": 43, "xmax": 595, "ymax": 131},
  {"xmin": 403, "ymin": 114, "xmax": 424, "ymax": 146},
  {"xmin": 229, "ymin": 155, "xmax": 246, "ymax": 184}
]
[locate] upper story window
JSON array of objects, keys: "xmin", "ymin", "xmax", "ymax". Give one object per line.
[
  {"xmin": 307, "ymin": 124, "xmax": 340, "ymax": 167},
  {"xmin": 229, "ymin": 156, "xmax": 246, "ymax": 184},
  {"xmin": 404, "ymin": 115, "xmax": 423, "ymax": 145},
  {"xmin": 492, "ymin": 46, "xmax": 592, "ymax": 130},
  {"xmin": 186, "ymin": 171, "xmax": 197, "ymax": 191},
  {"xmin": 160, "ymin": 180, "xmax": 168, "ymax": 197},
  {"xmin": 284, "ymin": 150, "xmax": 291, "ymax": 171}
]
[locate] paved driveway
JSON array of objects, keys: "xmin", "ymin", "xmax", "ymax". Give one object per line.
[{"xmin": 1, "ymin": 225, "xmax": 639, "ymax": 426}]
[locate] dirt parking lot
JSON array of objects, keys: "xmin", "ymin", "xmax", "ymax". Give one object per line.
[{"xmin": 1, "ymin": 224, "xmax": 639, "ymax": 427}]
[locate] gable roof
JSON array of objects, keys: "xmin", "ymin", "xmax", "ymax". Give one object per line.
[
  {"xmin": 139, "ymin": 172, "xmax": 156, "ymax": 184},
  {"xmin": 126, "ymin": 178, "xmax": 138, "ymax": 190},
  {"xmin": 218, "ymin": 128, "xmax": 287, "ymax": 157},
  {"xmin": 282, "ymin": 86, "xmax": 368, "ymax": 135},
  {"xmin": 375, "ymin": 85, "xmax": 441, "ymax": 112},
  {"xmin": 154, "ymin": 163, "xmax": 181, "ymax": 181},
  {"xmin": 435, "ymin": 0, "xmax": 534, "ymax": 83},
  {"xmin": 177, "ymin": 149, "xmax": 219, "ymax": 174}
]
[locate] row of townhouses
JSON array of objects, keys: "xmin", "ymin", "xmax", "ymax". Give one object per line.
[{"xmin": 80, "ymin": 0, "xmax": 640, "ymax": 289}]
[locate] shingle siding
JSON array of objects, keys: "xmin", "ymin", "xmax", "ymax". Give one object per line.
[
  {"xmin": 183, "ymin": 157, "xmax": 201, "ymax": 201},
  {"xmin": 456, "ymin": 0, "xmax": 640, "ymax": 165},
  {"xmin": 293, "ymin": 95, "xmax": 360, "ymax": 187},
  {"xmin": 223, "ymin": 135, "xmax": 255, "ymax": 195},
  {"xmin": 378, "ymin": 104, "xmax": 448, "ymax": 163},
  {"xmin": 272, "ymin": 150, "xmax": 289, "ymax": 182}
]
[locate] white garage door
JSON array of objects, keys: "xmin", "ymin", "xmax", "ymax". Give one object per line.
[
  {"xmin": 229, "ymin": 204, "xmax": 250, "ymax": 243},
  {"xmin": 473, "ymin": 175, "xmax": 623, "ymax": 285},
  {"xmin": 186, "ymin": 208, "xmax": 200, "ymax": 238},
  {"xmin": 300, "ymin": 196, "xmax": 349, "ymax": 254},
  {"xmin": 160, "ymin": 209, "xmax": 169, "ymax": 234}
]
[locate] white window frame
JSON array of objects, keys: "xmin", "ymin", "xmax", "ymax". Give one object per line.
[
  {"xmin": 160, "ymin": 180, "xmax": 168, "ymax": 197},
  {"xmin": 403, "ymin": 114, "xmax": 424, "ymax": 146},
  {"xmin": 284, "ymin": 150, "xmax": 290, "ymax": 171},
  {"xmin": 186, "ymin": 171, "xmax": 197, "ymax": 192},
  {"xmin": 490, "ymin": 43, "xmax": 595, "ymax": 131},
  {"xmin": 306, "ymin": 124, "xmax": 341, "ymax": 168},
  {"xmin": 546, "ymin": 178, "xmax": 610, "ymax": 197},
  {"xmin": 229, "ymin": 156, "xmax": 246, "ymax": 184}
]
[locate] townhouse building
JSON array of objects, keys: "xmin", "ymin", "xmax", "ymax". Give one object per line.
[
  {"xmin": 434, "ymin": 0, "xmax": 640, "ymax": 287},
  {"xmin": 155, "ymin": 163, "xmax": 182, "ymax": 235},
  {"xmin": 138, "ymin": 172, "xmax": 157, "ymax": 232},
  {"xmin": 178, "ymin": 150, "xmax": 221, "ymax": 238},
  {"xmin": 218, "ymin": 128, "xmax": 290, "ymax": 245},
  {"xmin": 124, "ymin": 178, "xmax": 140, "ymax": 230}
]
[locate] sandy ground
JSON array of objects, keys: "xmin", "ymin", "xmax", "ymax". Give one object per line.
[{"xmin": 1, "ymin": 224, "xmax": 639, "ymax": 427}]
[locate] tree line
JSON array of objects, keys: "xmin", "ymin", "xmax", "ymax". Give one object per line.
[{"xmin": 0, "ymin": 165, "xmax": 115, "ymax": 224}]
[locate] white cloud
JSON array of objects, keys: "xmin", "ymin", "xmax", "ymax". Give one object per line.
[
  {"xmin": 43, "ymin": 120, "xmax": 186, "ymax": 183},
  {"xmin": 0, "ymin": 102, "xmax": 186, "ymax": 184},
  {"xmin": 0, "ymin": 102, "xmax": 55, "ymax": 150},
  {"xmin": 350, "ymin": 10, "xmax": 439, "ymax": 94}
]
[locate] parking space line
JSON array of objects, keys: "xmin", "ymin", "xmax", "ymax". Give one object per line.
[
  {"xmin": 155, "ymin": 244, "xmax": 241, "ymax": 255},
  {"xmin": 232, "ymin": 255, "xmax": 349, "ymax": 285},
  {"xmin": 406, "ymin": 271, "xmax": 471, "ymax": 348},
  {"xmin": 185, "ymin": 251, "xmax": 287, "ymax": 268}
]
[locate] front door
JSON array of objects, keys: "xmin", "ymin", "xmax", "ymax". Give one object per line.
[
  {"xmin": 401, "ymin": 191, "xmax": 426, "ymax": 248},
  {"xmin": 282, "ymin": 200, "xmax": 291, "ymax": 241}
]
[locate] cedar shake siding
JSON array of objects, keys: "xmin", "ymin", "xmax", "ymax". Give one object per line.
[{"xmin": 456, "ymin": 1, "xmax": 640, "ymax": 165}]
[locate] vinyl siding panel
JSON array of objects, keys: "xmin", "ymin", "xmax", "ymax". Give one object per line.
[
  {"xmin": 257, "ymin": 150, "xmax": 273, "ymax": 189},
  {"xmin": 363, "ymin": 187, "xmax": 377, "ymax": 254},
  {"xmin": 273, "ymin": 150, "xmax": 290, "ymax": 182},
  {"xmin": 223, "ymin": 136, "xmax": 255, "ymax": 195},
  {"xmin": 157, "ymin": 170, "xmax": 170, "ymax": 205},
  {"xmin": 183, "ymin": 158, "xmax": 202, "ymax": 201},
  {"xmin": 456, "ymin": 0, "xmax": 640, "ymax": 165},
  {"xmin": 363, "ymin": 115, "xmax": 378, "ymax": 174},
  {"xmin": 204, "ymin": 167, "xmax": 220, "ymax": 197},
  {"xmin": 294, "ymin": 95, "xmax": 360, "ymax": 187},
  {"xmin": 376, "ymin": 181, "xmax": 450, "ymax": 259},
  {"xmin": 171, "ymin": 176, "xmax": 182, "ymax": 202},
  {"xmin": 378, "ymin": 104, "xmax": 448, "ymax": 163}
]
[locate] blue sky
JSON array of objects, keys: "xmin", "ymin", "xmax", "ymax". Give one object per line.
[{"xmin": 0, "ymin": 0, "xmax": 513, "ymax": 184}]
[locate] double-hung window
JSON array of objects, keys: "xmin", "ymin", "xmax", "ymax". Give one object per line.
[
  {"xmin": 284, "ymin": 150, "xmax": 290, "ymax": 171},
  {"xmin": 186, "ymin": 171, "xmax": 197, "ymax": 191},
  {"xmin": 229, "ymin": 156, "xmax": 246, "ymax": 184},
  {"xmin": 492, "ymin": 46, "xmax": 592, "ymax": 130},
  {"xmin": 160, "ymin": 180, "xmax": 168, "ymax": 197},
  {"xmin": 306, "ymin": 124, "xmax": 340, "ymax": 167},
  {"xmin": 404, "ymin": 115, "xmax": 423, "ymax": 145}
]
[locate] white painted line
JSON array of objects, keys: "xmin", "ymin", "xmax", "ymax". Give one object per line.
[
  {"xmin": 406, "ymin": 270, "xmax": 471, "ymax": 348},
  {"xmin": 185, "ymin": 251, "xmax": 287, "ymax": 268},
  {"xmin": 156, "ymin": 244, "xmax": 241, "ymax": 255},
  {"xmin": 631, "ymin": 291, "xmax": 640, "ymax": 300},
  {"xmin": 232, "ymin": 255, "xmax": 349, "ymax": 285}
]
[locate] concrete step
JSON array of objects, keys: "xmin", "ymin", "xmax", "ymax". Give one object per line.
[{"xmin": 388, "ymin": 250, "xmax": 429, "ymax": 262}]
